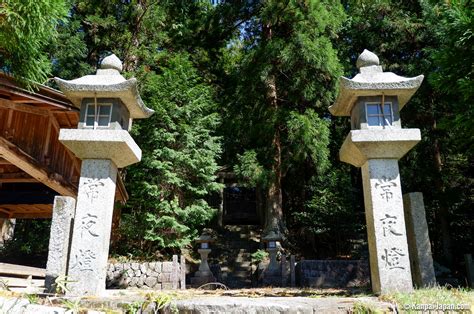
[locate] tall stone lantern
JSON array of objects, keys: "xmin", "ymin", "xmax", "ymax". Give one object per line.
[
  {"xmin": 329, "ymin": 50, "xmax": 423, "ymax": 295},
  {"xmin": 55, "ymin": 54, "xmax": 153, "ymax": 296}
]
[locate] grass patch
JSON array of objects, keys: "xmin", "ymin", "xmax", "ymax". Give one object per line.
[
  {"xmin": 380, "ymin": 286, "xmax": 474, "ymax": 313},
  {"xmin": 353, "ymin": 300, "xmax": 384, "ymax": 314}
]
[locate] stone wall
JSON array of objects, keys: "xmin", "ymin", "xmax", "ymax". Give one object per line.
[
  {"xmin": 296, "ymin": 260, "xmax": 369, "ymax": 288},
  {"xmin": 106, "ymin": 256, "xmax": 185, "ymax": 290}
]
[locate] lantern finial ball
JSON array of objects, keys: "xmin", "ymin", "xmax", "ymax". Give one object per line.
[
  {"xmin": 356, "ymin": 49, "xmax": 379, "ymax": 69},
  {"xmin": 100, "ymin": 54, "xmax": 123, "ymax": 72}
]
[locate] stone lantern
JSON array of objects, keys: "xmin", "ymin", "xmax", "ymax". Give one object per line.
[
  {"xmin": 329, "ymin": 50, "xmax": 423, "ymax": 294},
  {"xmin": 262, "ymin": 231, "xmax": 281, "ymax": 273},
  {"xmin": 191, "ymin": 232, "xmax": 216, "ymax": 286},
  {"xmin": 54, "ymin": 54, "xmax": 153, "ymax": 296}
]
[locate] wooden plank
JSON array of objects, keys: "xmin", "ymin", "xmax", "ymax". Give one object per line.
[
  {"xmin": 0, "ymin": 172, "xmax": 37, "ymax": 183},
  {"xmin": 0, "ymin": 99, "xmax": 50, "ymax": 117},
  {"xmin": 0, "ymin": 136, "xmax": 76, "ymax": 197},
  {"xmin": 0, "ymin": 263, "xmax": 46, "ymax": 278},
  {"xmin": 0, "ymin": 276, "xmax": 44, "ymax": 287}
]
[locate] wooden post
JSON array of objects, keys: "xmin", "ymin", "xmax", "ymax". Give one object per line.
[
  {"xmin": 290, "ymin": 255, "xmax": 296, "ymax": 287},
  {"xmin": 281, "ymin": 255, "xmax": 287, "ymax": 287},
  {"xmin": 180, "ymin": 255, "xmax": 186, "ymax": 290},
  {"xmin": 465, "ymin": 254, "xmax": 474, "ymax": 288},
  {"xmin": 172, "ymin": 255, "xmax": 178, "ymax": 289}
]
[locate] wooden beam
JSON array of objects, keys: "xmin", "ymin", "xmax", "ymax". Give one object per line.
[
  {"xmin": 0, "ymin": 98, "xmax": 50, "ymax": 116},
  {"xmin": 0, "ymin": 158, "xmax": 11, "ymax": 165},
  {"xmin": 0, "ymin": 136, "xmax": 76, "ymax": 197},
  {"xmin": 0, "ymin": 207, "xmax": 12, "ymax": 216},
  {"xmin": 0, "ymin": 212, "xmax": 51, "ymax": 219}
]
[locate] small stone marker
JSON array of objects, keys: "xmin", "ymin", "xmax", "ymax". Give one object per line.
[
  {"xmin": 180, "ymin": 255, "xmax": 186, "ymax": 290},
  {"xmin": 329, "ymin": 49, "xmax": 424, "ymax": 294},
  {"xmin": 290, "ymin": 255, "xmax": 296, "ymax": 287},
  {"xmin": 172, "ymin": 255, "xmax": 178, "ymax": 290},
  {"xmin": 45, "ymin": 196, "xmax": 76, "ymax": 292},
  {"xmin": 403, "ymin": 192, "xmax": 436, "ymax": 287},
  {"xmin": 465, "ymin": 254, "xmax": 474, "ymax": 288}
]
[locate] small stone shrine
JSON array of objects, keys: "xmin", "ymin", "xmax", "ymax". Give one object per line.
[
  {"xmin": 54, "ymin": 54, "xmax": 153, "ymax": 296},
  {"xmin": 329, "ymin": 50, "xmax": 424, "ymax": 294}
]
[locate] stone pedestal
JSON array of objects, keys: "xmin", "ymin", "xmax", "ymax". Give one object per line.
[
  {"xmin": 191, "ymin": 248, "xmax": 215, "ymax": 286},
  {"xmin": 403, "ymin": 192, "xmax": 436, "ymax": 287},
  {"xmin": 267, "ymin": 247, "xmax": 279, "ymax": 272},
  {"xmin": 362, "ymin": 159, "xmax": 413, "ymax": 294},
  {"xmin": 45, "ymin": 196, "xmax": 76, "ymax": 292},
  {"xmin": 66, "ymin": 159, "xmax": 118, "ymax": 296}
]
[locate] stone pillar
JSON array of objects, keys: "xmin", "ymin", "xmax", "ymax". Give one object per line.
[
  {"xmin": 66, "ymin": 159, "xmax": 118, "ymax": 296},
  {"xmin": 361, "ymin": 159, "xmax": 412, "ymax": 294},
  {"xmin": 45, "ymin": 196, "xmax": 76, "ymax": 292},
  {"xmin": 403, "ymin": 192, "xmax": 436, "ymax": 287}
]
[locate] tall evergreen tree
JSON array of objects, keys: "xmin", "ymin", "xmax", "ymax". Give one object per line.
[
  {"xmin": 0, "ymin": 0, "xmax": 67, "ymax": 86},
  {"xmin": 222, "ymin": 0, "xmax": 346, "ymax": 237},
  {"xmin": 50, "ymin": 1, "xmax": 223, "ymax": 255},
  {"xmin": 119, "ymin": 53, "xmax": 222, "ymax": 253}
]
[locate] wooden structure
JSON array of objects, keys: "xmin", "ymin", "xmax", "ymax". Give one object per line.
[
  {"xmin": 0, "ymin": 262, "xmax": 45, "ymax": 292},
  {"xmin": 0, "ymin": 73, "xmax": 128, "ymax": 219}
]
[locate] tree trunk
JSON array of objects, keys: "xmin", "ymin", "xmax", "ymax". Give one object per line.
[
  {"xmin": 262, "ymin": 21, "xmax": 285, "ymax": 237},
  {"xmin": 432, "ymin": 117, "xmax": 453, "ymax": 266},
  {"xmin": 123, "ymin": 0, "xmax": 146, "ymax": 72}
]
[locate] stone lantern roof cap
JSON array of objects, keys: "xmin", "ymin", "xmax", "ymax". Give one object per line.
[
  {"xmin": 196, "ymin": 234, "xmax": 214, "ymax": 243},
  {"xmin": 54, "ymin": 54, "xmax": 154, "ymax": 119},
  {"xmin": 262, "ymin": 230, "xmax": 282, "ymax": 242},
  {"xmin": 329, "ymin": 49, "xmax": 424, "ymax": 117}
]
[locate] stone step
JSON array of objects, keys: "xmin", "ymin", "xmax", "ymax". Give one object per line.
[
  {"xmin": 230, "ymin": 270, "xmax": 249, "ymax": 278},
  {"xmin": 234, "ymin": 262, "xmax": 251, "ymax": 268}
]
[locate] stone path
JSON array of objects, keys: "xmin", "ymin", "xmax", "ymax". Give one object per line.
[{"xmin": 0, "ymin": 289, "xmax": 396, "ymax": 313}]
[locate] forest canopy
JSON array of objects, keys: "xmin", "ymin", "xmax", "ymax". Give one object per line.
[{"xmin": 0, "ymin": 0, "xmax": 472, "ymax": 273}]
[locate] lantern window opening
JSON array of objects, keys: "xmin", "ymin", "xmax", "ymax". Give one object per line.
[
  {"xmin": 365, "ymin": 102, "xmax": 393, "ymax": 127},
  {"xmin": 84, "ymin": 101, "xmax": 113, "ymax": 129}
]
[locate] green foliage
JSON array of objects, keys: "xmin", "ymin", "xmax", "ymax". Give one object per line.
[
  {"xmin": 119, "ymin": 52, "xmax": 222, "ymax": 254},
  {"xmin": 380, "ymin": 286, "xmax": 474, "ymax": 313},
  {"xmin": 0, "ymin": 220, "xmax": 50, "ymax": 260},
  {"xmin": 0, "ymin": 0, "xmax": 67, "ymax": 86},
  {"xmin": 424, "ymin": 0, "xmax": 474, "ymax": 154},
  {"xmin": 251, "ymin": 249, "xmax": 269, "ymax": 265}
]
